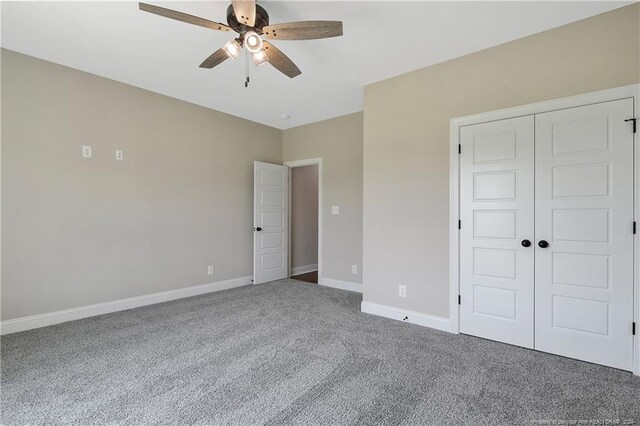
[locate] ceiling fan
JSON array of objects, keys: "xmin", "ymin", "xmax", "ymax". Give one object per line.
[{"xmin": 139, "ymin": 1, "xmax": 343, "ymax": 83}]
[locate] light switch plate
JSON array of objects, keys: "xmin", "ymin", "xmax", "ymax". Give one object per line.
[
  {"xmin": 82, "ymin": 145, "xmax": 92, "ymax": 158},
  {"xmin": 208, "ymin": 265, "xmax": 215, "ymax": 276},
  {"xmin": 352, "ymin": 265, "xmax": 357, "ymax": 274},
  {"xmin": 331, "ymin": 206, "xmax": 340, "ymax": 214}
]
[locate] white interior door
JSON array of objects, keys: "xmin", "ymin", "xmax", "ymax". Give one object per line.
[
  {"xmin": 534, "ymin": 99, "xmax": 635, "ymax": 371},
  {"xmin": 459, "ymin": 116, "xmax": 535, "ymax": 348},
  {"xmin": 253, "ymin": 161, "xmax": 288, "ymax": 285}
]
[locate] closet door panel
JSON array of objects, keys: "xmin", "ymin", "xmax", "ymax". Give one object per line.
[
  {"xmin": 534, "ymin": 98, "xmax": 634, "ymax": 371},
  {"xmin": 459, "ymin": 116, "xmax": 535, "ymax": 348}
]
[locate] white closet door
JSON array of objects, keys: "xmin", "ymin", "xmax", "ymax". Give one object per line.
[
  {"xmin": 534, "ymin": 99, "xmax": 634, "ymax": 371},
  {"xmin": 459, "ymin": 116, "xmax": 535, "ymax": 348}
]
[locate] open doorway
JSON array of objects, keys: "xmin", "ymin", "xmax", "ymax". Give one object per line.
[{"xmin": 286, "ymin": 159, "xmax": 322, "ymax": 284}]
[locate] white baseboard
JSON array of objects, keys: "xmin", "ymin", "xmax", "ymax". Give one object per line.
[
  {"xmin": 360, "ymin": 301, "xmax": 454, "ymax": 333},
  {"xmin": 291, "ymin": 263, "xmax": 318, "ymax": 276},
  {"xmin": 319, "ymin": 277, "xmax": 363, "ymax": 293},
  {"xmin": 0, "ymin": 276, "xmax": 252, "ymax": 335}
]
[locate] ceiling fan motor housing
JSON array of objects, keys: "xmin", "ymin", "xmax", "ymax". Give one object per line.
[{"xmin": 226, "ymin": 4, "xmax": 269, "ymax": 34}]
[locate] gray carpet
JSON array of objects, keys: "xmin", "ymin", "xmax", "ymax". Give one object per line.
[{"xmin": 2, "ymin": 280, "xmax": 639, "ymax": 425}]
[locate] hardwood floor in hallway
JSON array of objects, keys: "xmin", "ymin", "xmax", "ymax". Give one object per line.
[{"xmin": 291, "ymin": 270, "xmax": 318, "ymax": 284}]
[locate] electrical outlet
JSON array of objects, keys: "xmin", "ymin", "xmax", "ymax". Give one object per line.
[
  {"xmin": 331, "ymin": 206, "xmax": 340, "ymax": 215},
  {"xmin": 115, "ymin": 150, "xmax": 124, "ymax": 161},
  {"xmin": 398, "ymin": 285, "xmax": 407, "ymax": 298},
  {"xmin": 352, "ymin": 265, "xmax": 358, "ymax": 274},
  {"xmin": 208, "ymin": 265, "xmax": 215, "ymax": 276},
  {"xmin": 82, "ymin": 145, "xmax": 92, "ymax": 158}
]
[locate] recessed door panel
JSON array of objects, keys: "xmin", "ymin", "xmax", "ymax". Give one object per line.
[
  {"xmin": 460, "ymin": 115, "xmax": 535, "ymax": 348},
  {"xmin": 552, "ymin": 295, "xmax": 609, "ymax": 336},
  {"xmin": 261, "ymin": 168, "xmax": 286, "ymax": 187},
  {"xmin": 552, "ymin": 116, "xmax": 609, "ymax": 155},
  {"xmin": 260, "ymin": 233, "xmax": 284, "ymax": 250},
  {"xmin": 474, "ymin": 171, "xmax": 517, "ymax": 201},
  {"xmin": 473, "ymin": 248, "xmax": 516, "ymax": 279},
  {"xmin": 474, "ymin": 211, "xmax": 517, "ymax": 239},
  {"xmin": 473, "ymin": 131, "xmax": 516, "ymax": 163},
  {"xmin": 552, "ymin": 209, "xmax": 610, "ymax": 243},
  {"xmin": 473, "ymin": 286, "xmax": 517, "ymax": 320},
  {"xmin": 261, "ymin": 252, "xmax": 284, "ymax": 271},
  {"xmin": 261, "ymin": 191, "xmax": 284, "ymax": 208},
  {"xmin": 534, "ymin": 98, "xmax": 634, "ymax": 371},
  {"xmin": 260, "ymin": 212, "xmax": 284, "ymax": 228},
  {"xmin": 552, "ymin": 252, "xmax": 609, "ymax": 289},
  {"xmin": 552, "ymin": 163, "xmax": 609, "ymax": 198}
]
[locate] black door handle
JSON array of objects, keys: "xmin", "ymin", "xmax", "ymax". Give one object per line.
[
  {"xmin": 255, "ymin": 227, "xmax": 262, "ymax": 232},
  {"xmin": 538, "ymin": 240, "xmax": 549, "ymax": 248},
  {"xmin": 521, "ymin": 239, "xmax": 531, "ymax": 247}
]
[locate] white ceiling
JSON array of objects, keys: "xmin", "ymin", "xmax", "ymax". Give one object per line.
[{"xmin": 1, "ymin": 1, "xmax": 630, "ymax": 129}]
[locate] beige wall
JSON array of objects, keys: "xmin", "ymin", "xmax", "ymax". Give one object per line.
[
  {"xmin": 283, "ymin": 113, "xmax": 364, "ymax": 284},
  {"xmin": 4, "ymin": 4, "xmax": 637, "ymax": 322},
  {"xmin": 290, "ymin": 165, "xmax": 319, "ymax": 270},
  {"xmin": 1, "ymin": 49, "xmax": 282, "ymax": 320},
  {"xmin": 363, "ymin": 4, "xmax": 640, "ymax": 317}
]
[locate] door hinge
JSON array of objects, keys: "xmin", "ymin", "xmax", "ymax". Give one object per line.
[
  {"xmin": 634, "ymin": 221, "xmax": 637, "ymax": 234},
  {"xmin": 458, "ymin": 220, "xmax": 461, "ymax": 230},
  {"xmin": 458, "ymin": 144, "xmax": 461, "ymax": 154},
  {"xmin": 458, "ymin": 295, "xmax": 461, "ymax": 305},
  {"xmin": 633, "ymin": 322, "xmax": 636, "ymax": 335},
  {"xmin": 625, "ymin": 118, "xmax": 637, "ymax": 133}
]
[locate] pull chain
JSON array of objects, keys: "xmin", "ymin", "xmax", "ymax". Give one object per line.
[{"xmin": 244, "ymin": 48, "xmax": 250, "ymax": 88}]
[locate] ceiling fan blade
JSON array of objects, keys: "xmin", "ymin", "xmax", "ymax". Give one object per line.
[
  {"xmin": 231, "ymin": 0, "xmax": 256, "ymax": 27},
  {"xmin": 199, "ymin": 48, "xmax": 230, "ymax": 69},
  {"xmin": 262, "ymin": 41, "xmax": 301, "ymax": 79},
  {"xmin": 263, "ymin": 21, "xmax": 343, "ymax": 40},
  {"xmin": 139, "ymin": 3, "xmax": 232, "ymax": 32}
]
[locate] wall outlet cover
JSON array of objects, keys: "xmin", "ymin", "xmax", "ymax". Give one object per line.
[
  {"xmin": 352, "ymin": 265, "xmax": 358, "ymax": 274},
  {"xmin": 398, "ymin": 285, "xmax": 407, "ymax": 298},
  {"xmin": 331, "ymin": 206, "xmax": 340, "ymax": 214},
  {"xmin": 207, "ymin": 265, "xmax": 215, "ymax": 276},
  {"xmin": 82, "ymin": 145, "xmax": 92, "ymax": 158},
  {"xmin": 115, "ymin": 150, "xmax": 124, "ymax": 161}
]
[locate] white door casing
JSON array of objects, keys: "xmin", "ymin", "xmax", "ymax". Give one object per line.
[
  {"xmin": 534, "ymin": 99, "xmax": 635, "ymax": 371},
  {"xmin": 459, "ymin": 116, "xmax": 535, "ymax": 348},
  {"xmin": 253, "ymin": 161, "xmax": 288, "ymax": 285}
]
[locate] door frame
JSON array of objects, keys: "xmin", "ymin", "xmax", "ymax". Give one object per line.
[
  {"xmin": 283, "ymin": 158, "xmax": 323, "ymax": 282},
  {"xmin": 449, "ymin": 84, "xmax": 640, "ymax": 375}
]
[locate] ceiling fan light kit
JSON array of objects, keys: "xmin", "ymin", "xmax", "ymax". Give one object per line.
[
  {"xmin": 223, "ymin": 39, "xmax": 242, "ymax": 59},
  {"xmin": 244, "ymin": 31, "xmax": 263, "ymax": 53},
  {"xmin": 251, "ymin": 49, "xmax": 269, "ymax": 66},
  {"xmin": 139, "ymin": 1, "xmax": 343, "ymax": 86}
]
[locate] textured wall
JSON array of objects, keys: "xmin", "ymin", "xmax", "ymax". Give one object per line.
[
  {"xmin": 363, "ymin": 4, "xmax": 640, "ymax": 317},
  {"xmin": 1, "ymin": 50, "xmax": 282, "ymax": 320}
]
